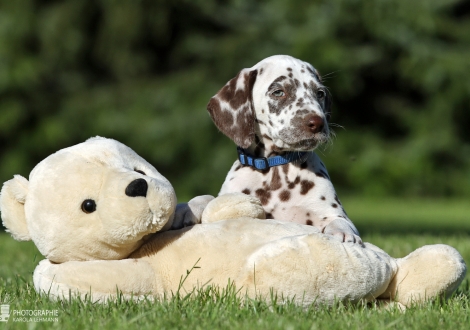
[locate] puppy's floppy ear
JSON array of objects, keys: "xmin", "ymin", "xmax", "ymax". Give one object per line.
[
  {"xmin": 207, "ymin": 69, "xmax": 258, "ymax": 148},
  {"xmin": 0, "ymin": 175, "xmax": 31, "ymax": 241}
]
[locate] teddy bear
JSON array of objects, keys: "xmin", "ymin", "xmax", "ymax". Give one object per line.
[{"xmin": 0, "ymin": 137, "xmax": 466, "ymax": 307}]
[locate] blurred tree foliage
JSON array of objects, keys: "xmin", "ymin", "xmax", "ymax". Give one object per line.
[{"xmin": 0, "ymin": 0, "xmax": 469, "ymax": 201}]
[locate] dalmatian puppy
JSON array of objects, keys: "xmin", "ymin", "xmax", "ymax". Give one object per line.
[{"xmin": 206, "ymin": 55, "xmax": 361, "ymax": 244}]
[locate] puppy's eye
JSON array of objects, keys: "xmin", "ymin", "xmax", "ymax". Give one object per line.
[
  {"xmin": 81, "ymin": 199, "xmax": 96, "ymax": 214},
  {"xmin": 317, "ymin": 90, "xmax": 326, "ymax": 99},
  {"xmin": 272, "ymin": 90, "xmax": 285, "ymax": 97},
  {"xmin": 135, "ymin": 169, "xmax": 146, "ymax": 175}
]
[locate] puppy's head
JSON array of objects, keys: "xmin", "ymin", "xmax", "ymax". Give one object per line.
[{"xmin": 208, "ymin": 55, "xmax": 331, "ymax": 151}]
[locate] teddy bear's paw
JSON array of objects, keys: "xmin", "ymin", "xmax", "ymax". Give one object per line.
[
  {"xmin": 322, "ymin": 218, "xmax": 363, "ymax": 245},
  {"xmin": 201, "ymin": 193, "xmax": 266, "ymax": 223},
  {"xmin": 390, "ymin": 244, "xmax": 467, "ymax": 307},
  {"xmin": 171, "ymin": 195, "xmax": 215, "ymax": 229}
]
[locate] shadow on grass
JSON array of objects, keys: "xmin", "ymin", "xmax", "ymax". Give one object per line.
[{"xmin": 356, "ymin": 222, "xmax": 470, "ymax": 236}]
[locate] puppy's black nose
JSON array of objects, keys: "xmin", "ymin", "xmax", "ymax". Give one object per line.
[
  {"xmin": 306, "ymin": 115, "xmax": 324, "ymax": 133},
  {"xmin": 125, "ymin": 178, "xmax": 148, "ymax": 197}
]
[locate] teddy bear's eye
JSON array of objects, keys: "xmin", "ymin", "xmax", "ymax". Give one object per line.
[
  {"xmin": 135, "ymin": 169, "xmax": 146, "ymax": 175},
  {"xmin": 81, "ymin": 199, "xmax": 96, "ymax": 214}
]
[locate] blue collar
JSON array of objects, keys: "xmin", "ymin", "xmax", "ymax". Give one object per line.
[{"xmin": 237, "ymin": 147, "xmax": 307, "ymax": 171}]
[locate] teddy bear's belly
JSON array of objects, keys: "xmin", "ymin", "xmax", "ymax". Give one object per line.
[{"xmin": 136, "ymin": 218, "xmax": 394, "ymax": 304}]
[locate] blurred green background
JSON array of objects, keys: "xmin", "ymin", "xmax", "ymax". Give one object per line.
[{"xmin": 1, "ymin": 0, "xmax": 470, "ymax": 205}]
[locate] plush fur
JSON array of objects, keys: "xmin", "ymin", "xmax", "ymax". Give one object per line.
[{"xmin": 1, "ymin": 137, "xmax": 466, "ymax": 307}]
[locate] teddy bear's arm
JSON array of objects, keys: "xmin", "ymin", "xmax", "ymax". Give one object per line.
[
  {"xmin": 171, "ymin": 195, "xmax": 215, "ymax": 229},
  {"xmin": 201, "ymin": 193, "xmax": 265, "ymax": 223},
  {"xmin": 33, "ymin": 259, "xmax": 161, "ymax": 302}
]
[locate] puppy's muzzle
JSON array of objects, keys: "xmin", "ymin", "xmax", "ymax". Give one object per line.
[{"xmin": 305, "ymin": 114, "xmax": 324, "ymax": 134}]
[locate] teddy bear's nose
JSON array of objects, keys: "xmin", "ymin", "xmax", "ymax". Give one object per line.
[{"xmin": 125, "ymin": 178, "xmax": 148, "ymax": 197}]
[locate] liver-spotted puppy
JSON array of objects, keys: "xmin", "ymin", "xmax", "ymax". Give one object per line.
[{"xmin": 207, "ymin": 55, "xmax": 361, "ymax": 243}]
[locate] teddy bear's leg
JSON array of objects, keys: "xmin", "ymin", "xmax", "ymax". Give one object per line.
[
  {"xmin": 171, "ymin": 195, "xmax": 215, "ymax": 229},
  {"xmin": 236, "ymin": 234, "xmax": 397, "ymax": 306},
  {"xmin": 378, "ymin": 244, "xmax": 467, "ymax": 307},
  {"xmin": 201, "ymin": 193, "xmax": 266, "ymax": 223},
  {"xmin": 33, "ymin": 259, "xmax": 161, "ymax": 302}
]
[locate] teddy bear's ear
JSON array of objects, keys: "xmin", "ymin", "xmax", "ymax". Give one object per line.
[{"xmin": 0, "ymin": 175, "xmax": 31, "ymax": 241}]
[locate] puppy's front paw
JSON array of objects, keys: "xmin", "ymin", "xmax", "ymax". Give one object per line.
[
  {"xmin": 322, "ymin": 218, "xmax": 363, "ymax": 245},
  {"xmin": 171, "ymin": 195, "xmax": 215, "ymax": 229},
  {"xmin": 326, "ymin": 231, "xmax": 363, "ymax": 245}
]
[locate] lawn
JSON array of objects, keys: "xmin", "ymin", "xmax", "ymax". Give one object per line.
[{"xmin": 0, "ymin": 197, "xmax": 469, "ymax": 330}]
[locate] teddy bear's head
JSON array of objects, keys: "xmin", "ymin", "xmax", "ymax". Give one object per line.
[{"xmin": 0, "ymin": 137, "xmax": 176, "ymax": 263}]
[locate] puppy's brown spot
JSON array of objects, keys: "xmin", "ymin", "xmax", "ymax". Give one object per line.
[
  {"xmin": 306, "ymin": 212, "xmax": 310, "ymax": 216},
  {"xmin": 306, "ymin": 220, "xmax": 313, "ymax": 226},
  {"xmin": 296, "ymin": 98, "xmax": 304, "ymax": 107},
  {"xmin": 296, "ymin": 109, "xmax": 309, "ymax": 115},
  {"xmin": 260, "ymin": 168, "xmax": 270, "ymax": 175},
  {"xmin": 300, "ymin": 180, "xmax": 315, "ymax": 195},
  {"xmin": 282, "ymin": 164, "xmax": 290, "ymax": 175},
  {"xmin": 269, "ymin": 167, "xmax": 282, "ymax": 191},
  {"xmin": 242, "ymin": 188, "xmax": 251, "ymax": 195},
  {"xmin": 320, "ymin": 196, "xmax": 326, "ymax": 200},
  {"xmin": 331, "ymin": 203, "xmax": 338, "ymax": 208},
  {"xmin": 279, "ymin": 190, "xmax": 291, "ymax": 202},
  {"xmin": 255, "ymin": 188, "xmax": 271, "ymax": 205},
  {"xmin": 234, "ymin": 164, "xmax": 242, "ymax": 171}
]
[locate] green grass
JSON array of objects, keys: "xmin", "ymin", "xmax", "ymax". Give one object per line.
[
  {"xmin": 1, "ymin": 197, "xmax": 470, "ymax": 329},
  {"xmin": 342, "ymin": 197, "xmax": 470, "ymax": 235}
]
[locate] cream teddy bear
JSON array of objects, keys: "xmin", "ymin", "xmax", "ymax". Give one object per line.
[{"xmin": 0, "ymin": 137, "xmax": 466, "ymax": 307}]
